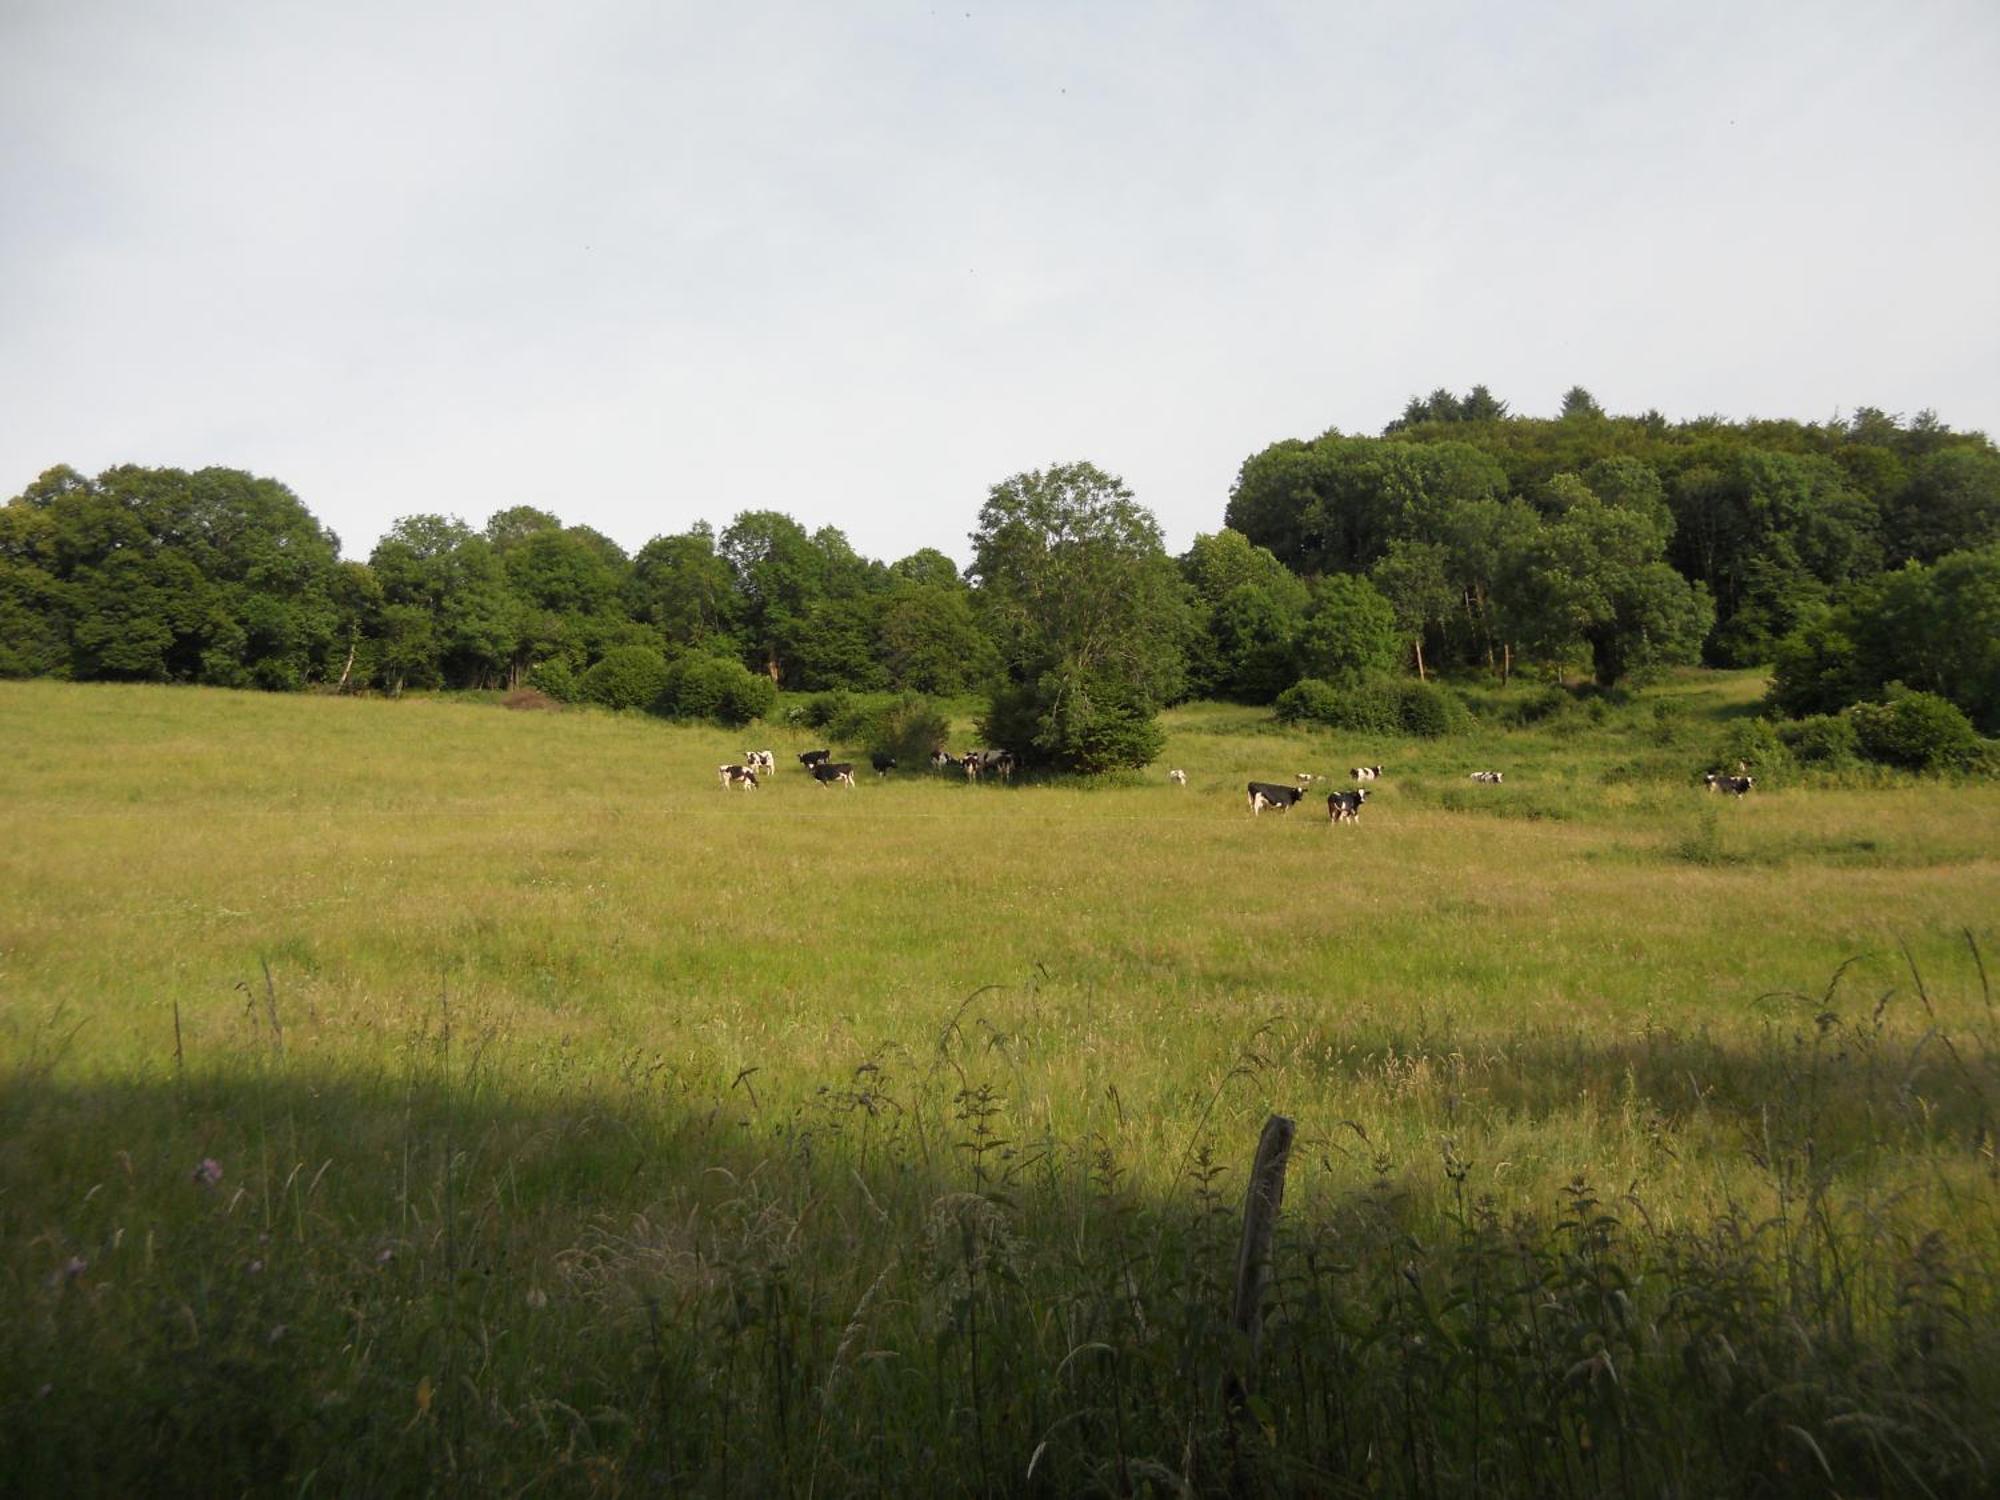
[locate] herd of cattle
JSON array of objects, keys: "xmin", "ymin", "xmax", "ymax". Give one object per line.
[
  {"xmin": 717, "ymin": 746, "xmax": 1018, "ymax": 791},
  {"xmin": 716, "ymin": 747, "xmax": 1759, "ymax": 813}
]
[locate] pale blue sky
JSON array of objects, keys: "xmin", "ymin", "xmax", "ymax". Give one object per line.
[{"xmin": 4, "ymin": 1, "xmax": 1996, "ymax": 566}]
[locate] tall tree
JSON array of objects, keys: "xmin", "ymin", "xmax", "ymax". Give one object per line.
[{"xmin": 970, "ymin": 462, "xmax": 1192, "ymax": 770}]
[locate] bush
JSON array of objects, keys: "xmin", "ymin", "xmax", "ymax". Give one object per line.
[
  {"xmin": 660, "ymin": 654, "xmax": 777, "ymax": 727},
  {"xmin": 527, "ymin": 659, "xmax": 579, "ymax": 703},
  {"xmin": 1710, "ymin": 716, "xmax": 1791, "ymax": 781},
  {"xmin": 1777, "ymin": 713, "xmax": 1859, "ymax": 767},
  {"xmin": 866, "ymin": 693, "xmax": 951, "ymax": 769},
  {"xmin": 801, "ymin": 690, "xmax": 855, "ymax": 732},
  {"xmin": 1274, "ymin": 678, "xmax": 1340, "ymax": 726},
  {"xmin": 979, "ymin": 677, "xmax": 1163, "ymax": 773},
  {"xmin": 1847, "ymin": 690, "xmax": 1982, "ymax": 772},
  {"xmin": 501, "ymin": 687, "xmax": 560, "ymax": 712},
  {"xmin": 1394, "ymin": 679, "xmax": 1467, "ymax": 738},
  {"xmin": 579, "ymin": 646, "xmax": 671, "ymax": 711}
]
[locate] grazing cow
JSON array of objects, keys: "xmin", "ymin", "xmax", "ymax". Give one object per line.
[
  {"xmin": 744, "ymin": 749, "xmax": 776, "ymax": 775},
  {"xmin": 812, "ymin": 761, "xmax": 857, "ymax": 788},
  {"xmin": 717, "ymin": 764, "xmax": 759, "ymax": 790},
  {"xmin": 799, "ymin": 749, "xmax": 831, "ymax": 770},
  {"xmin": 1350, "ymin": 765, "xmax": 1383, "ymax": 781},
  {"xmin": 1704, "ymin": 772, "xmax": 1755, "ymax": 797},
  {"xmin": 870, "ymin": 753, "xmax": 897, "ymax": 775},
  {"xmin": 1327, "ymin": 787, "xmax": 1369, "ymax": 823},
  {"xmin": 930, "ymin": 750, "xmax": 955, "ymax": 771},
  {"xmin": 1169, "ymin": 769, "xmax": 1188, "ymax": 786},
  {"xmin": 962, "ymin": 752, "xmax": 982, "ymax": 781},
  {"xmin": 1247, "ymin": 781, "xmax": 1307, "ymax": 815},
  {"xmin": 1467, "ymin": 770, "xmax": 1504, "ymax": 784}
]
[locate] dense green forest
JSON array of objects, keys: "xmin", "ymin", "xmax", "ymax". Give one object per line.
[{"xmin": 4, "ymin": 390, "xmax": 1997, "ymax": 766}]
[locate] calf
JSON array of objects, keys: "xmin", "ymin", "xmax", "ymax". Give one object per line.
[
  {"xmin": 1247, "ymin": 781, "xmax": 1307, "ymax": 815},
  {"xmin": 870, "ymin": 753, "xmax": 897, "ymax": 775},
  {"xmin": 717, "ymin": 764, "xmax": 759, "ymax": 790},
  {"xmin": 1168, "ymin": 769, "xmax": 1188, "ymax": 786},
  {"xmin": 1350, "ymin": 765, "xmax": 1383, "ymax": 781},
  {"xmin": 1467, "ymin": 770, "xmax": 1504, "ymax": 784},
  {"xmin": 799, "ymin": 749, "xmax": 831, "ymax": 770},
  {"xmin": 1704, "ymin": 772, "xmax": 1755, "ymax": 797},
  {"xmin": 812, "ymin": 761, "xmax": 857, "ymax": 788},
  {"xmin": 1295, "ymin": 772, "xmax": 1317, "ymax": 784},
  {"xmin": 1327, "ymin": 787, "xmax": 1369, "ymax": 823}
]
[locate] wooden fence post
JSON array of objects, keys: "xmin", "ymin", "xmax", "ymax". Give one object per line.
[{"xmin": 1231, "ymin": 1113, "xmax": 1295, "ymax": 1375}]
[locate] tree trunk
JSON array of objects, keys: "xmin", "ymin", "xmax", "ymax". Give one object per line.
[
  {"xmin": 1501, "ymin": 641, "xmax": 1512, "ymax": 685},
  {"xmin": 1413, "ymin": 636, "xmax": 1427, "ymax": 682},
  {"xmin": 335, "ymin": 639, "xmax": 356, "ymax": 693}
]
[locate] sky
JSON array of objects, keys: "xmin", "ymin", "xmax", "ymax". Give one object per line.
[{"xmin": 4, "ymin": 1, "xmax": 1997, "ymax": 568}]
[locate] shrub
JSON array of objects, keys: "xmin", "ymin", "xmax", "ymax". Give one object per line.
[
  {"xmin": 1274, "ymin": 678, "xmax": 1340, "ymax": 726},
  {"xmin": 663, "ymin": 655, "xmax": 777, "ymax": 727},
  {"xmin": 1847, "ymin": 690, "xmax": 1982, "ymax": 772},
  {"xmin": 1710, "ymin": 716, "xmax": 1791, "ymax": 781},
  {"xmin": 866, "ymin": 693, "xmax": 951, "ymax": 769},
  {"xmin": 801, "ymin": 690, "xmax": 855, "ymax": 731},
  {"xmin": 1394, "ymin": 679, "xmax": 1466, "ymax": 738},
  {"xmin": 501, "ymin": 687, "xmax": 559, "ymax": 712},
  {"xmin": 527, "ymin": 659, "xmax": 579, "ymax": 703},
  {"xmin": 1777, "ymin": 713, "xmax": 1859, "ymax": 767},
  {"xmin": 579, "ymin": 645, "xmax": 671, "ymax": 711}
]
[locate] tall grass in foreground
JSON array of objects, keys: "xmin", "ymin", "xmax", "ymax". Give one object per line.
[{"xmin": 4, "ymin": 950, "xmax": 1995, "ymax": 1496}]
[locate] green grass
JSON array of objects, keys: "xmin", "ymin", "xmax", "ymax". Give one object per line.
[{"xmin": 2, "ymin": 674, "xmax": 1997, "ymax": 1495}]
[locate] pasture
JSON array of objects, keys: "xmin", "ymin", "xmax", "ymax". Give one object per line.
[{"xmin": 2, "ymin": 676, "xmax": 1997, "ymax": 1496}]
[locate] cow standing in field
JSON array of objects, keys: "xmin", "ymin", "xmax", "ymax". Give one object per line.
[
  {"xmin": 930, "ymin": 750, "xmax": 955, "ymax": 772},
  {"xmin": 1247, "ymin": 781, "xmax": 1307, "ymax": 815},
  {"xmin": 870, "ymin": 753, "xmax": 897, "ymax": 775},
  {"xmin": 1704, "ymin": 772, "xmax": 1755, "ymax": 796},
  {"xmin": 812, "ymin": 762, "xmax": 857, "ymax": 788},
  {"xmin": 717, "ymin": 764, "xmax": 759, "ymax": 790},
  {"xmin": 799, "ymin": 749, "xmax": 831, "ymax": 771},
  {"xmin": 1327, "ymin": 788, "xmax": 1369, "ymax": 823},
  {"xmin": 744, "ymin": 749, "xmax": 775, "ymax": 776}
]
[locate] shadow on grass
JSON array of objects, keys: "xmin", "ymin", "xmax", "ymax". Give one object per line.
[{"xmin": 4, "ymin": 973, "xmax": 1998, "ymax": 1500}]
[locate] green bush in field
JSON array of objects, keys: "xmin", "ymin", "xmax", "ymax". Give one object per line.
[
  {"xmin": 527, "ymin": 658, "xmax": 579, "ymax": 703},
  {"xmin": 1273, "ymin": 675, "xmax": 1465, "ymax": 737},
  {"xmin": 660, "ymin": 653, "xmax": 776, "ymax": 726},
  {"xmin": 865, "ymin": 693, "xmax": 950, "ymax": 767},
  {"xmin": 1848, "ymin": 690, "xmax": 1982, "ymax": 771},
  {"xmin": 1273, "ymin": 677, "xmax": 1339, "ymax": 725},
  {"xmin": 1711, "ymin": 716, "xmax": 1791, "ymax": 781},
  {"xmin": 1778, "ymin": 713, "xmax": 1861, "ymax": 767},
  {"xmin": 801, "ymin": 689, "xmax": 854, "ymax": 732},
  {"xmin": 579, "ymin": 645, "xmax": 670, "ymax": 711}
]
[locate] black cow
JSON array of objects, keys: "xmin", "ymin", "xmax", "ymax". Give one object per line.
[
  {"xmin": 871, "ymin": 753, "xmax": 897, "ymax": 775},
  {"xmin": 1328, "ymin": 787, "xmax": 1369, "ymax": 823},
  {"xmin": 1247, "ymin": 781, "xmax": 1307, "ymax": 815},
  {"xmin": 799, "ymin": 749, "xmax": 831, "ymax": 769},
  {"xmin": 812, "ymin": 761, "xmax": 857, "ymax": 788}
]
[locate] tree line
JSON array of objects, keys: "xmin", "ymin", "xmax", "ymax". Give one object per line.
[{"xmin": 4, "ymin": 389, "xmax": 1996, "ymax": 767}]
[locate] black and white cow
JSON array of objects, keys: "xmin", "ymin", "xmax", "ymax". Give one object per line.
[
  {"xmin": 1704, "ymin": 772, "xmax": 1755, "ymax": 797},
  {"xmin": 1247, "ymin": 781, "xmax": 1307, "ymax": 815},
  {"xmin": 930, "ymin": 750, "xmax": 955, "ymax": 771},
  {"xmin": 744, "ymin": 749, "xmax": 776, "ymax": 775},
  {"xmin": 870, "ymin": 753, "xmax": 897, "ymax": 775},
  {"xmin": 799, "ymin": 749, "xmax": 831, "ymax": 770},
  {"xmin": 717, "ymin": 763, "xmax": 760, "ymax": 790},
  {"xmin": 1467, "ymin": 770, "xmax": 1504, "ymax": 784},
  {"xmin": 812, "ymin": 761, "xmax": 857, "ymax": 788},
  {"xmin": 1168, "ymin": 769, "xmax": 1188, "ymax": 786},
  {"xmin": 1350, "ymin": 765, "xmax": 1383, "ymax": 781},
  {"xmin": 1327, "ymin": 787, "xmax": 1369, "ymax": 823}
]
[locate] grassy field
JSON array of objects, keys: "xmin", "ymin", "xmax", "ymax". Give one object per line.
[{"xmin": 3, "ymin": 675, "xmax": 1996, "ymax": 1496}]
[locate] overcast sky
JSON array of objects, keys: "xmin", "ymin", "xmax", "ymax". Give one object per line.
[{"xmin": 4, "ymin": 2, "xmax": 1996, "ymax": 567}]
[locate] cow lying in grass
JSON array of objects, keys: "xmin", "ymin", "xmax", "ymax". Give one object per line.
[
  {"xmin": 1327, "ymin": 788, "xmax": 1369, "ymax": 823},
  {"xmin": 717, "ymin": 764, "xmax": 759, "ymax": 790},
  {"xmin": 1467, "ymin": 770, "xmax": 1504, "ymax": 784},
  {"xmin": 1350, "ymin": 765, "xmax": 1383, "ymax": 781},
  {"xmin": 1169, "ymin": 769, "xmax": 1188, "ymax": 786},
  {"xmin": 1247, "ymin": 782, "xmax": 1307, "ymax": 815}
]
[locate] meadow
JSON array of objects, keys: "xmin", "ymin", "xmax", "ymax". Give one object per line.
[{"xmin": 2, "ymin": 675, "xmax": 1996, "ymax": 1496}]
